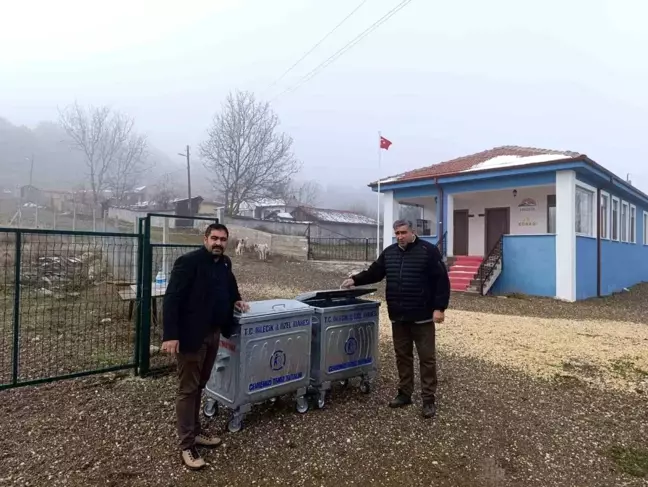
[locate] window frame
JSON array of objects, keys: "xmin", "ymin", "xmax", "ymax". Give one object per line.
[
  {"xmin": 600, "ymin": 191, "xmax": 610, "ymax": 240},
  {"xmin": 629, "ymin": 204, "xmax": 637, "ymax": 244},
  {"xmin": 574, "ymin": 181, "xmax": 597, "ymax": 237},
  {"xmin": 611, "ymin": 196, "xmax": 620, "ymax": 242},
  {"xmin": 621, "ymin": 200, "xmax": 630, "ymax": 242}
]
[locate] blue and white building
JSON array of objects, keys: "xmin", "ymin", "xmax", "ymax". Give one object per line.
[{"xmin": 373, "ymin": 146, "xmax": 648, "ymax": 301}]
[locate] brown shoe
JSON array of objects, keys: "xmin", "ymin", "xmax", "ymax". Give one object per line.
[
  {"xmin": 195, "ymin": 434, "xmax": 221, "ymax": 448},
  {"xmin": 181, "ymin": 447, "xmax": 206, "ymax": 470}
]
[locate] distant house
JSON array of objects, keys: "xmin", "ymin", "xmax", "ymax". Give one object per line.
[
  {"xmin": 120, "ymin": 186, "xmax": 150, "ymax": 206},
  {"xmin": 238, "ymin": 198, "xmax": 298, "ymax": 219},
  {"xmin": 291, "ymin": 206, "xmax": 380, "ymax": 239},
  {"xmin": 20, "ymin": 185, "xmax": 42, "ymax": 203},
  {"xmin": 372, "ymin": 144, "xmax": 648, "ymax": 301},
  {"xmin": 172, "ymin": 196, "xmax": 204, "ymax": 227},
  {"xmin": 198, "ymin": 200, "xmax": 225, "ymax": 216}
]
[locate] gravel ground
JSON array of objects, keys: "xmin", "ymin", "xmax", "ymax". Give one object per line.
[{"xmin": 1, "ymin": 255, "xmax": 648, "ymax": 487}]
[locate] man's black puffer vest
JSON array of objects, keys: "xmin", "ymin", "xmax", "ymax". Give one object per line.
[{"xmin": 352, "ymin": 237, "xmax": 450, "ymax": 323}]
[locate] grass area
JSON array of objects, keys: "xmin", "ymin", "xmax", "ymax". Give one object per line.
[{"xmin": 608, "ymin": 445, "xmax": 648, "ymax": 477}]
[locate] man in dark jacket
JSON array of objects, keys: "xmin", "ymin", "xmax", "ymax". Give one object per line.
[
  {"xmin": 162, "ymin": 223, "xmax": 249, "ymax": 470},
  {"xmin": 341, "ymin": 219, "xmax": 450, "ymax": 419}
]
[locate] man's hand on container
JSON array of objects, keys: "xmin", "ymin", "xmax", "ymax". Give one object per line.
[
  {"xmin": 235, "ymin": 301, "xmax": 250, "ymax": 313},
  {"xmin": 433, "ymin": 310, "xmax": 445, "ymax": 324},
  {"xmin": 340, "ymin": 278, "xmax": 355, "ymax": 289},
  {"xmin": 161, "ymin": 340, "xmax": 180, "ymax": 354}
]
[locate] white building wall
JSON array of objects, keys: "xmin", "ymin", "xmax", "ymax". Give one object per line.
[
  {"xmin": 397, "ymin": 197, "xmax": 437, "ymax": 235},
  {"xmin": 555, "ymin": 171, "xmax": 576, "ymax": 301},
  {"xmin": 453, "ymin": 185, "xmax": 554, "ymax": 256},
  {"xmin": 382, "ymin": 191, "xmax": 399, "ymax": 250}
]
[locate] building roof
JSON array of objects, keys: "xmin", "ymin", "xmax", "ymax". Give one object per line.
[
  {"xmin": 296, "ymin": 206, "xmax": 377, "ymax": 225},
  {"xmin": 374, "ymin": 145, "xmax": 584, "ymax": 186}
]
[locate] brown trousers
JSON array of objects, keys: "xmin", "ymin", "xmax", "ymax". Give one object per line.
[
  {"xmin": 392, "ymin": 321, "xmax": 437, "ymax": 403},
  {"xmin": 176, "ymin": 331, "xmax": 220, "ymax": 450}
]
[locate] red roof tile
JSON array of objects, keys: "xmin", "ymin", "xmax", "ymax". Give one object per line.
[{"xmin": 376, "ymin": 145, "xmax": 584, "ymax": 185}]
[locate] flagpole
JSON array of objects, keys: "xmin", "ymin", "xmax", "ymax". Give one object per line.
[{"xmin": 376, "ymin": 131, "xmax": 382, "ymax": 259}]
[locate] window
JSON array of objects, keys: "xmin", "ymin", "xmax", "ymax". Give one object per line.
[
  {"xmin": 644, "ymin": 212, "xmax": 648, "ymax": 245},
  {"xmin": 575, "ymin": 185, "xmax": 594, "ymax": 236},
  {"xmin": 630, "ymin": 205, "xmax": 637, "ymax": 243},
  {"xmin": 621, "ymin": 201, "xmax": 629, "ymax": 242},
  {"xmin": 547, "ymin": 194, "xmax": 556, "ymax": 233},
  {"xmin": 611, "ymin": 197, "xmax": 620, "ymax": 241},
  {"xmin": 600, "ymin": 192, "xmax": 610, "ymax": 239}
]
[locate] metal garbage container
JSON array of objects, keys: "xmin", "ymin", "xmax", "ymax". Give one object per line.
[
  {"xmin": 294, "ymin": 288, "xmax": 380, "ymax": 409},
  {"xmin": 202, "ymin": 299, "xmax": 314, "ymax": 433}
]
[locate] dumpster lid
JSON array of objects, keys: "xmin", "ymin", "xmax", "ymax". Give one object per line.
[
  {"xmin": 235, "ymin": 299, "xmax": 311, "ymax": 323},
  {"xmin": 294, "ymin": 288, "xmax": 377, "ymax": 303}
]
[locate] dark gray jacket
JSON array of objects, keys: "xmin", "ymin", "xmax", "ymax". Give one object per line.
[{"xmin": 352, "ymin": 238, "xmax": 450, "ymax": 323}]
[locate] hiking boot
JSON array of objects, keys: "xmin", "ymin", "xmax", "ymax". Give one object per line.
[
  {"xmin": 181, "ymin": 447, "xmax": 206, "ymax": 470},
  {"xmin": 422, "ymin": 402, "xmax": 437, "ymax": 419},
  {"xmin": 388, "ymin": 392, "xmax": 412, "ymax": 408},
  {"xmin": 195, "ymin": 434, "xmax": 221, "ymax": 448}
]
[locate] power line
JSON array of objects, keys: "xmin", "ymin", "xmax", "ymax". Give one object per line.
[
  {"xmin": 263, "ymin": 0, "xmax": 368, "ymax": 95},
  {"xmin": 270, "ymin": 0, "xmax": 413, "ymax": 102}
]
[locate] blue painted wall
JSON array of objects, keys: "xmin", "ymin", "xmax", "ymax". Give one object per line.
[
  {"xmin": 490, "ymin": 235, "xmax": 556, "ymax": 297},
  {"xmin": 576, "ymin": 236, "xmax": 597, "ymax": 299},
  {"xmin": 600, "ymin": 241, "xmax": 648, "ymax": 296},
  {"xmin": 443, "ymin": 171, "xmax": 555, "ymax": 195},
  {"xmin": 574, "ymin": 190, "xmax": 648, "ymax": 298}
]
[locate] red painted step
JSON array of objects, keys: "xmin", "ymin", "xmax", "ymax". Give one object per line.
[{"xmin": 448, "ymin": 256, "xmax": 483, "ymax": 292}]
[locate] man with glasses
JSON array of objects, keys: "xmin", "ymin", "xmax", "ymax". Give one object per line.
[
  {"xmin": 341, "ymin": 219, "xmax": 450, "ymax": 419},
  {"xmin": 162, "ymin": 223, "xmax": 249, "ymax": 469}
]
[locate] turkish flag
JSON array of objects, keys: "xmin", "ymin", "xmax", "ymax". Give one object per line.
[{"xmin": 380, "ymin": 136, "xmax": 392, "ymax": 150}]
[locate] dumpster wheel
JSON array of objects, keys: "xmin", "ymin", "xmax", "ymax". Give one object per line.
[
  {"xmin": 316, "ymin": 391, "xmax": 326, "ymax": 409},
  {"xmin": 360, "ymin": 380, "xmax": 371, "ymax": 394},
  {"xmin": 296, "ymin": 396, "xmax": 309, "ymax": 414},
  {"xmin": 203, "ymin": 399, "xmax": 218, "ymax": 419},
  {"xmin": 228, "ymin": 416, "xmax": 243, "ymax": 433}
]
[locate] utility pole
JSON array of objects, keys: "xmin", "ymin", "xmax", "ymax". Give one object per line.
[{"xmin": 178, "ymin": 145, "xmax": 192, "ymax": 215}]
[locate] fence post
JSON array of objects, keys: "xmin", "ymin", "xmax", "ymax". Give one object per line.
[
  {"xmin": 162, "ymin": 217, "xmax": 169, "ymax": 277},
  {"xmin": 132, "ymin": 217, "xmax": 138, "ymax": 283},
  {"xmin": 134, "ymin": 218, "xmax": 145, "ymax": 374},
  {"xmin": 139, "ymin": 216, "xmax": 154, "ymax": 375},
  {"xmin": 365, "ymin": 239, "xmax": 369, "ymax": 261},
  {"xmin": 11, "ymin": 231, "xmax": 22, "ymax": 386}
]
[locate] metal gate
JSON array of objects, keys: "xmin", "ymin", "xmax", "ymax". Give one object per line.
[
  {"xmin": 137, "ymin": 213, "xmax": 218, "ymax": 375},
  {"xmin": 0, "ymin": 213, "xmax": 218, "ymax": 390},
  {"xmin": 0, "ymin": 227, "xmax": 141, "ymax": 390}
]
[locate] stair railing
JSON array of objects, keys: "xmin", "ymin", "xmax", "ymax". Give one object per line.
[
  {"xmin": 436, "ymin": 231, "xmax": 447, "ymax": 259},
  {"xmin": 476, "ymin": 236, "xmax": 504, "ymax": 295}
]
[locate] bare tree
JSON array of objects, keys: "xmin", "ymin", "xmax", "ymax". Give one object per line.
[
  {"xmin": 105, "ymin": 134, "xmax": 149, "ymax": 201},
  {"xmin": 200, "ymin": 91, "xmax": 301, "ymax": 215},
  {"xmin": 275, "ymin": 179, "xmax": 322, "ymax": 207},
  {"xmin": 59, "ymin": 103, "xmax": 148, "ymax": 204},
  {"xmin": 152, "ymin": 172, "xmax": 178, "ymax": 210}
]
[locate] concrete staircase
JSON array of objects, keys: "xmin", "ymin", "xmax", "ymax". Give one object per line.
[{"xmin": 448, "ymin": 255, "xmax": 483, "ymax": 292}]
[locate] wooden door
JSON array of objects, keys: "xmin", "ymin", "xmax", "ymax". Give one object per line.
[
  {"xmin": 453, "ymin": 210, "xmax": 469, "ymax": 256},
  {"xmin": 485, "ymin": 207, "xmax": 510, "ymax": 255}
]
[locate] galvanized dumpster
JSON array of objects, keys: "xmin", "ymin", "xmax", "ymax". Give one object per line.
[
  {"xmin": 294, "ymin": 288, "xmax": 380, "ymax": 409},
  {"xmin": 202, "ymin": 299, "xmax": 313, "ymax": 433}
]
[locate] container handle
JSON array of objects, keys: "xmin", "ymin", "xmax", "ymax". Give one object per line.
[{"xmin": 272, "ymin": 303, "xmax": 286, "ymax": 311}]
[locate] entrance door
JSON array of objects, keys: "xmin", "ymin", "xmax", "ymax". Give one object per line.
[
  {"xmin": 453, "ymin": 210, "xmax": 469, "ymax": 256},
  {"xmin": 484, "ymin": 207, "xmax": 510, "ymax": 255}
]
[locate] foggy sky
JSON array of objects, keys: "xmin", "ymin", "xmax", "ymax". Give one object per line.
[{"xmin": 2, "ymin": 0, "xmax": 648, "ymax": 193}]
